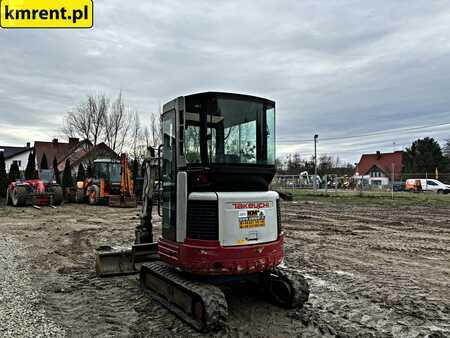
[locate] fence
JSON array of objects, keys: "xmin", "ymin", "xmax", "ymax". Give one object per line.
[{"xmin": 272, "ymin": 173, "xmax": 450, "ymax": 195}]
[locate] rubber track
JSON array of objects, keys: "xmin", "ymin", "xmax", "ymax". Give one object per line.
[
  {"xmin": 272, "ymin": 266, "xmax": 310, "ymax": 308},
  {"xmin": 140, "ymin": 261, "xmax": 228, "ymax": 332}
]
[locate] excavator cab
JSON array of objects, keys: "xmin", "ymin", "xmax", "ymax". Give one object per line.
[
  {"xmin": 93, "ymin": 159, "xmax": 122, "ymax": 196},
  {"xmin": 157, "ymin": 92, "xmax": 281, "ymax": 273},
  {"xmin": 93, "ymin": 159, "xmax": 121, "ymax": 191}
]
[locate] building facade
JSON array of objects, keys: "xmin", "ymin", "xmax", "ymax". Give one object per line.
[
  {"xmin": 354, "ymin": 151, "xmax": 403, "ymax": 187},
  {"xmin": 0, "ymin": 143, "xmax": 34, "ymax": 174}
]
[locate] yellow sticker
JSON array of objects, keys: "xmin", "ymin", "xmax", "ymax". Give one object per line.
[
  {"xmin": 1, "ymin": 0, "xmax": 93, "ymax": 28},
  {"xmin": 237, "ymin": 239, "xmax": 247, "ymax": 245},
  {"xmin": 239, "ymin": 218, "xmax": 265, "ymax": 229}
]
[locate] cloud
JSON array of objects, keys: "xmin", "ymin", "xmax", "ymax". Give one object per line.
[{"xmin": 1, "ymin": 0, "xmax": 450, "ymax": 163}]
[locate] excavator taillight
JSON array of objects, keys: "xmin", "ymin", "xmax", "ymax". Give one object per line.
[{"xmin": 196, "ymin": 173, "xmax": 209, "ymax": 185}]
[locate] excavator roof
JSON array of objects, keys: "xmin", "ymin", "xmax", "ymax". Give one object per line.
[{"xmin": 185, "ymin": 91, "xmax": 275, "ymax": 105}]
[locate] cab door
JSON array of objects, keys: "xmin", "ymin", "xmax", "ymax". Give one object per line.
[{"xmin": 162, "ymin": 110, "xmax": 177, "ymax": 241}]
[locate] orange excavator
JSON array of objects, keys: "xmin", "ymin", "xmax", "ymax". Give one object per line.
[{"xmin": 76, "ymin": 154, "xmax": 136, "ymax": 207}]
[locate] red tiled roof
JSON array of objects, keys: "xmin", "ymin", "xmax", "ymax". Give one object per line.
[
  {"xmin": 57, "ymin": 142, "xmax": 118, "ymax": 171},
  {"xmin": 34, "ymin": 140, "xmax": 75, "ymax": 169},
  {"xmin": 356, "ymin": 151, "xmax": 403, "ymax": 180},
  {"xmin": 56, "ymin": 139, "xmax": 92, "ymax": 171}
]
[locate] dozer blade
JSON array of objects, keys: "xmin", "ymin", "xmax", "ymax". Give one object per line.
[
  {"xmin": 95, "ymin": 243, "xmax": 159, "ymax": 277},
  {"xmin": 108, "ymin": 195, "xmax": 137, "ymax": 208}
]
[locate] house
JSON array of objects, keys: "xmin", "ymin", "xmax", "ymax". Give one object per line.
[
  {"xmin": 0, "ymin": 143, "xmax": 34, "ymax": 173},
  {"xmin": 354, "ymin": 151, "xmax": 403, "ymax": 186},
  {"xmin": 34, "ymin": 137, "xmax": 119, "ymax": 176},
  {"xmin": 57, "ymin": 141, "xmax": 119, "ymax": 175},
  {"xmin": 34, "ymin": 137, "xmax": 81, "ymax": 170}
]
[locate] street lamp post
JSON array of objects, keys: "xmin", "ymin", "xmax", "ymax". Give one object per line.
[{"xmin": 314, "ymin": 134, "xmax": 318, "ymax": 191}]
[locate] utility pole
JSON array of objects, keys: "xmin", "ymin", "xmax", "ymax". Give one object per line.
[
  {"xmin": 314, "ymin": 134, "xmax": 318, "ymax": 191},
  {"xmin": 391, "ymin": 163, "xmax": 395, "ymax": 200}
]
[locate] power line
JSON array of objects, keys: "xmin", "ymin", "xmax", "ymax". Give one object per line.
[{"xmin": 277, "ymin": 121, "xmax": 450, "ymax": 143}]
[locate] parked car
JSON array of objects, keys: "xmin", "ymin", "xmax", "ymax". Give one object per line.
[{"xmin": 405, "ymin": 179, "xmax": 450, "ymax": 194}]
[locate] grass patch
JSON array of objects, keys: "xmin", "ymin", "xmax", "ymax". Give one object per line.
[{"xmin": 281, "ymin": 189, "xmax": 450, "ymax": 206}]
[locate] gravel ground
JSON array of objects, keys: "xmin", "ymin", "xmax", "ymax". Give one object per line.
[
  {"xmin": 0, "ymin": 195, "xmax": 449, "ymax": 337},
  {"xmin": 0, "ymin": 234, "xmax": 65, "ymax": 337}
]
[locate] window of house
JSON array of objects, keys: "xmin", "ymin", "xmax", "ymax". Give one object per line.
[
  {"xmin": 371, "ymin": 170, "xmax": 380, "ymax": 177},
  {"xmin": 13, "ymin": 160, "xmax": 21, "ymax": 167}
]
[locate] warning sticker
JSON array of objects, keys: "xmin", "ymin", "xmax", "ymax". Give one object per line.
[{"xmin": 239, "ymin": 209, "xmax": 266, "ymax": 229}]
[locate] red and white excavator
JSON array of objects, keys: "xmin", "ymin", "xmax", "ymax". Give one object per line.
[{"xmin": 96, "ymin": 92, "xmax": 309, "ymax": 331}]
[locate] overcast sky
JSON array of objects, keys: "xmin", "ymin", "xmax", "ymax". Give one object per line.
[{"xmin": 1, "ymin": 0, "xmax": 450, "ymax": 163}]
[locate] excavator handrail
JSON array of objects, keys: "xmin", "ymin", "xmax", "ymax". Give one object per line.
[{"xmin": 157, "ymin": 144, "xmax": 163, "ymax": 217}]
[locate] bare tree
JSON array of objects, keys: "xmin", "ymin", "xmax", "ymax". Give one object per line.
[
  {"xmin": 91, "ymin": 94, "xmax": 108, "ymax": 146},
  {"xmin": 62, "ymin": 94, "xmax": 107, "ymax": 145},
  {"xmin": 131, "ymin": 111, "xmax": 142, "ymax": 159},
  {"xmin": 62, "ymin": 103, "xmax": 92, "ymax": 141},
  {"xmin": 143, "ymin": 125, "xmax": 150, "ymax": 148},
  {"xmin": 149, "ymin": 112, "xmax": 162, "ymax": 147},
  {"xmin": 104, "ymin": 91, "xmax": 132, "ymax": 154},
  {"xmin": 63, "ymin": 91, "xmax": 158, "ymax": 157}
]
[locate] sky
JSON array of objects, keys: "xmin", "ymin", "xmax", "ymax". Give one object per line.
[{"xmin": 1, "ymin": 0, "xmax": 450, "ymax": 164}]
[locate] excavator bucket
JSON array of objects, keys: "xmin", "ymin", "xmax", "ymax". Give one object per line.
[
  {"xmin": 108, "ymin": 195, "xmax": 137, "ymax": 208},
  {"xmin": 95, "ymin": 243, "xmax": 159, "ymax": 277}
]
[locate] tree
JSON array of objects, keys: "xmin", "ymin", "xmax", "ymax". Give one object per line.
[
  {"xmin": 444, "ymin": 139, "xmax": 450, "ymax": 158},
  {"xmin": 40, "ymin": 152, "xmax": 49, "ymax": 170},
  {"xmin": 403, "ymin": 137, "xmax": 448, "ymax": 175},
  {"xmin": 62, "ymin": 94, "xmax": 108, "ymax": 146},
  {"xmin": 318, "ymin": 155, "xmax": 333, "ymax": 175},
  {"xmin": 104, "ymin": 91, "xmax": 132, "ymax": 153},
  {"xmin": 143, "ymin": 112, "xmax": 162, "ymax": 148},
  {"xmin": 76, "ymin": 163, "xmax": 86, "ymax": 182},
  {"xmin": 53, "ymin": 156, "xmax": 60, "ymax": 184},
  {"xmin": 25, "ymin": 151, "xmax": 37, "ymax": 180},
  {"xmin": 131, "ymin": 111, "xmax": 142, "ymax": 159},
  {"xmin": 0, "ymin": 152, "xmax": 7, "ymax": 197},
  {"xmin": 63, "ymin": 91, "xmax": 135, "ymax": 154},
  {"xmin": 62, "ymin": 159, "xmax": 73, "ymax": 189},
  {"xmin": 8, "ymin": 161, "xmax": 20, "ymax": 183}
]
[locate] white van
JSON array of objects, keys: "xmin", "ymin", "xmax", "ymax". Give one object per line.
[{"xmin": 405, "ymin": 179, "xmax": 450, "ymax": 194}]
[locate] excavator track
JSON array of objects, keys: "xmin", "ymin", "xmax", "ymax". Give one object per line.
[{"xmin": 140, "ymin": 261, "xmax": 228, "ymax": 332}]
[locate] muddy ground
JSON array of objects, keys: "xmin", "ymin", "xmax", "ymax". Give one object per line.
[{"xmin": 0, "ymin": 195, "xmax": 449, "ymax": 337}]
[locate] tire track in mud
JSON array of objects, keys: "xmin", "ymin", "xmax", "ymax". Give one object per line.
[
  {"xmin": 36, "ymin": 211, "xmax": 201, "ymax": 338},
  {"xmin": 281, "ymin": 200, "xmax": 450, "ymax": 337}
]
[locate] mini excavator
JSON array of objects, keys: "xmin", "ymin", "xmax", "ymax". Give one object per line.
[{"xmin": 95, "ymin": 92, "xmax": 309, "ymax": 331}]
